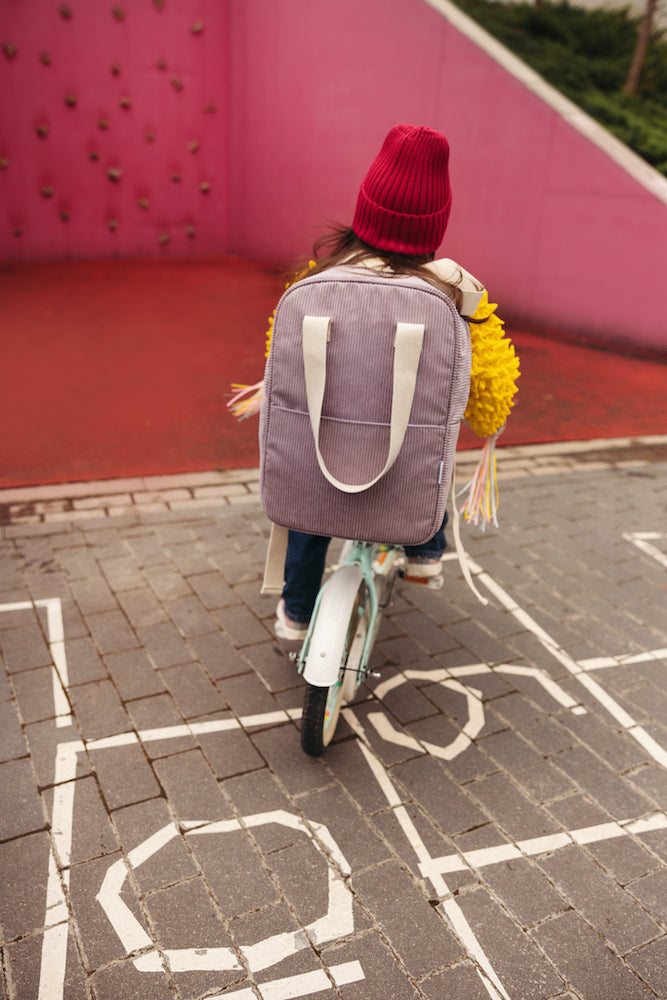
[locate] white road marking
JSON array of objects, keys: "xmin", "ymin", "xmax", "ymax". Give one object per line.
[{"xmin": 0, "ymin": 598, "xmax": 71, "ymax": 726}]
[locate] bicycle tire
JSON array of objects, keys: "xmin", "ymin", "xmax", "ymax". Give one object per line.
[{"xmin": 300, "ymin": 581, "xmax": 368, "ymax": 756}]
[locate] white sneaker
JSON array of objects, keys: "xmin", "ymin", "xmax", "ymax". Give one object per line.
[
  {"xmin": 274, "ymin": 599, "xmax": 309, "ymax": 640},
  {"xmin": 403, "ymin": 556, "xmax": 444, "ymax": 585}
]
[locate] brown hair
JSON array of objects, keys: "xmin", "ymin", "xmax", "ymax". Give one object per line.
[{"xmin": 291, "ymin": 225, "xmax": 464, "ymax": 313}]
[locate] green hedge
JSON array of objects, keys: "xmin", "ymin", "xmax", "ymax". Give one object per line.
[{"xmin": 452, "ymin": 0, "xmax": 667, "ymax": 176}]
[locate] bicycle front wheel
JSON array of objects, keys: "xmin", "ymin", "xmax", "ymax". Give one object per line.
[{"xmin": 300, "ymin": 580, "xmax": 369, "ymax": 756}]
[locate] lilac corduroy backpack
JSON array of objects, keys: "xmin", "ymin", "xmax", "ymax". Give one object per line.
[{"xmin": 259, "ymin": 265, "xmax": 472, "ymax": 548}]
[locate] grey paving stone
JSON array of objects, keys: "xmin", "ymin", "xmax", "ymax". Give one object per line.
[
  {"xmin": 490, "ymin": 692, "xmax": 575, "ymax": 756},
  {"xmin": 195, "ymin": 710, "xmax": 266, "ymax": 780},
  {"xmin": 190, "ymin": 824, "xmax": 280, "ymax": 919},
  {"xmin": 324, "ymin": 932, "xmax": 422, "ymax": 999},
  {"xmin": 97, "ymin": 554, "xmax": 146, "ymax": 592},
  {"xmin": 298, "ymin": 783, "xmax": 392, "ymax": 875},
  {"xmin": 159, "ymin": 661, "xmax": 226, "ymax": 719},
  {"xmin": 352, "ymin": 860, "xmax": 463, "ymax": 976},
  {"xmin": 23, "ymin": 720, "xmax": 89, "ymax": 787},
  {"xmin": 69, "ymin": 575, "xmax": 118, "ymax": 615},
  {"xmin": 0, "ymin": 697, "xmax": 28, "ymax": 758},
  {"xmin": 68, "ymin": 679, "xmax": 131, "ymax": 741},
  {"xmin": 241, "ymin": 640, "xmax": 300, "ymax": 693},
  {"xmin": 112, "ymin": 797, "xmax": 197, "ymax": 893},
  {"xmin": 187, "ymin": 629, "xmax": 252, "ymax": 680},
  {"xmin": 223, "ymin": 768, "xmax": 308, "ymax": 854},
  {"xmin": 69, "ymin": 852, "xmax": 132, "ymax": 971},
  {"xmin": 366, "ymin": 666, "xmax": 440, "ymax": 726},
  {"xmin": 45, "ymin": 775, "xmax": 118, "ymax": 867},
  {"xmin": 627, "ymin": 869, "xmax": 667, "ymax": 926},
  {"xmin": 467, "ymin": 772, "xmax": 561, "ymax": 841},
  {"xmin": 103, "ymin": 648, "xmax": 165, "ymax": 701},
  {"xmin": 419, "ymin": 961, "xmax": 497, "ymax": 1000},
  {"xmin": 62, "ymin": 635, "xmax": 108, "ymax": 685},
  {"xmin": 552, "ymin": 745, "xmax": 653, "ymax": 821},
  {"xmin": 216, "ymin": 670, "xmax": 282, "ymax": 721},
  {"xmin": 55, "ymin": 546, "xmax": 99, "ymax": 580},
  {"xmin": 4, "ymin": 928, "xmax": 91, "ymax": 1000},
  {"xmin": 539, "ymin": 845, "xmax": 661, "ymax": 954},
  {"xmin": 479, "ymin": 729, "xmax": 575, "ymax": 802},
  {"xmin": 88, "ymin": 742, "xmax": 160, "ymax": 811},
  {"xmin": 89, "ymin": 956, "xmax": 177, "ymax": 1000},
  {"xmin": 164, "ymin": 594, "xmax": 217, "ymax": 636},
  {"xmin": 533, "ymin": 910, "xmax": 654, "ymax": 1000},
  {"xmin": 230, "ymin": 901, "xmax": 323, "ymax": 985},
  {"xmin": 186, "ymin": 571, "xmax": 240, "ymax": 610},
  {"xmin": 164, "ymin": 541, "xmax": 215, "ymax": 576},
  {"xmin": 214, "ymin": 604, "xmax": 272, "ymax": 646},
  {"xmin": 124, "ymin": 693, "xmax": 193, "ymax": 758},
  {"xmin": 144, "ymin": 876, "xmax": 240, "ymax": 997},
  {"xmin": 0, "ymin": 758, "xmax": 45, "ymax": 839},
  {"xmin": 371, "ymin": 800, "xmax": 470, "ymax": 887},
  {"xmin": 445, "ymin": 619, "xmax": 512, "ymax": 664},
  {"xmin": 393, "ymin": 609, "xmax": 462, "ymax": 655},
  {"xmin": 480, "ymin": 857, "xmax": 567, "ymax": 928},
  {"xmin": 0, "ymin": 831, "xmax": 51, "ymax": 942},
  {"xmin": 323, "ymin": 739, "xmax": 407, "ymax": 815},
  {"xmin": 250, "ymin": 724, "xmax": 329, "ymax": 796},
  {"xmin": 459, "ymin": 885, "xmax": 565, "ymax": 1000},
  {"xmin": 0, "ymin": 623, "xmax": 52, "ymax": 674},
  {"xmin": 628, "ymin": 761, "xmax": 667, "ymax": 806},
  {"xmin": 586, "ymin": 832, "xmax": 663, "ymax": 885},
  {"xmin": 124, "ymin": 534, "xmax": 168, "ymax": 568},
  {"xmin": 153, "ymin": 748, "xmax": 231, "ymax": 820},
  {"xmin": 137, "ymin": 621, "xmax": 192, "ymax": 669},
  {"xmin": 85, "ymin": 610, "xmax": 140, "ymax": 656},
  {"xmin": 142, "ymin": 562, "xmax": 192, "ymax": 602},
  {"xmin": 626, "ymin": 936, "xmax": 667, "ymax": 999},
  {"xmin": 393, "ymin": 754, "xmax": 488, "ymax": 836},
  {"xmin": 116, "ymin": 587, "xmax": 168, "ymax": 628}
]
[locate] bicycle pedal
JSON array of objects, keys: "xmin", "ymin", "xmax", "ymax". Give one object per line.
[{"xmin": 402, "ymin": 572, "xmax": 444, "ymax": 590}]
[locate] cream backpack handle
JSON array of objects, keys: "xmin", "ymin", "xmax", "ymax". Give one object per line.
[{"xmin": 302, "ymin": 315, "xmax": 424, "ymax": 494}]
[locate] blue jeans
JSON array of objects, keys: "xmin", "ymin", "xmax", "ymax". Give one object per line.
[{"xmin": 282, "ymin": 513, "xmax": 448, "ymax": 624}]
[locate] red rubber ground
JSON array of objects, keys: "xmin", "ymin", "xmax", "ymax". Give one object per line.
[{"xmin": 2, "ymin": 257, "xmax": 666, "ymax": 488}]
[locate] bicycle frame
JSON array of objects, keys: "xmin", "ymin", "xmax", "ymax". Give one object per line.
[{"xmin": 296, "ymin": 541, "xmax": 381, "ymax": 689}]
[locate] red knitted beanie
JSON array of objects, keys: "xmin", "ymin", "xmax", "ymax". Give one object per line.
[{"xmin": 352, "ymin": 124, "xmax": 452, "ymax": 255}]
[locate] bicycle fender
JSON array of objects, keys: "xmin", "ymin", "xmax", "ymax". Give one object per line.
[{"xmin": 302, "ymin": 564, "xmax": 365, "ymax": 687}]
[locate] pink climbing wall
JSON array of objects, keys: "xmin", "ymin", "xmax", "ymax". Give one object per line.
[
  {"xmin": 0, "ymin": 0, "xmax": 228, "ymax": 257},
  {"xmin": 2, "ymin": 0, "xmax": 666, "ymax": 352},
  {"xmin": 225, "ymin": 0, "xmax": 667, "ymax": 353}
]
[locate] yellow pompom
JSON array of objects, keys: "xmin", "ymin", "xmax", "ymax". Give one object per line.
[
  {"xmin": 464, "ymin": 292, "xmax": 520, "ymax": 438},
  {"xmin": 264, "ymin": 259, "xmax": 316, "ymax": 360}
]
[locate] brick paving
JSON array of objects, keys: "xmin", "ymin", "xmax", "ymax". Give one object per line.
[{"xmin": 0, "ymin": 437, "xmax": 666, "ymax": 1000}]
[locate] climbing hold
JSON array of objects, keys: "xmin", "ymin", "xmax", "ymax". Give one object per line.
[
  {"xmin": 138, "ymin": 197, "xmax": 149, "ymax": 210},
  {"xmin": 39, "ymin": 52, "xmax": 51, "ymax": 66},
  {"xmin": 120, "ymin": 96, "xmax": 132, "ymax": 109},
  {"xmin": 171, "ymin": 173, "xmax": 181, "ymax": 183},
  {"xmin": 108, "ymin": 219, "xmax": 118, "ymax": 231},
  {"xmin": 156, "ymin": 58, "xmax": 167, "ymax": 70},
  {"xmin": 108, "ymin": 167, "xmax": 123, "ymax": 182},
  {"xmin": 41, "ymin": 187, "xmax": 54, "ymax": 198},
  {"xmin": 199, "ymin": 181, "xmax": 211, "ymax": 193},
  {"xmin": 98, "ymin": 118, "xmax": 110, "ymax": 130},
  {"xmin": 36, "ymin": 124, "xmax": 50, "ymax": 138},
  {"xmin": 188, "ymin": 140, "xmax": 199, "ymax": 153},
  {"xmin": 112, "ymin": 6, "xmax": 125, "ymax": 21},
  {"xmin": 14, "ymin": 227, "xmax": 23, "ymax": 237},
  {"xmin": 203, "ymin": 104, "xmax": 217, "ymax": 114},
  {"xmin": 154, "ymin": 0, "xmax": 165, "ymax": 10},
  {"xmin": 0, "ymin": 157, "xmax": 8, "ymax": 169},
  {"xmin": 158, "ymin": 232, "xmax": 170, "ymax": 246},
  {"xmin": 59, "ymin": 4, "xmax": 73, "ymax": 19},
  {"xmin": 89, "ymin": 150, "xmax": 100, "ymax": 161},
  {"xmin": 2, "ymin": 42, "xmax": 18, "ymax": 60},
  {"xmin": 64, "ymin": 93, "xmax": 77, "ymax": 107},
  {"xmin": 191, "ymin": 22, "xmax": 204, "ymax": 34},
  {"xmin": 145, "ymin": 131, "xmax": 155, "ymax": 143},
  {"xmin": 60, "ymin": 211, "xmax": 70, "ymax": 222},
  {"xmin": 186, "ymin": 224, "xmax": 196, "ymax": 238},
  {"xmin": 171, "ymin": 77, "xmax": 184, "ymax": 91},
  {"xmin": 111, "ymin": 63, "xmax": 121, "ymax": 75}
]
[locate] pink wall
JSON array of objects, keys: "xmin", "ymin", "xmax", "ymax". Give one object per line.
[
  {"xmin": 226, "ymin": 0, "xmax": 667, "ymax": 353},
  {"xmin": 0, "ymin": 0, "xmax": 229, "ymax": 258},
  {"xmin": 2, "ymin": 0, "xmax": 665, "ymax": 352}
]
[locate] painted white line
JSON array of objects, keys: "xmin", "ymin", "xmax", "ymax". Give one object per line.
[
  {"xmin": 0, "ymin": 599, "xmax": 72, "ymax": 726},
  {"xmin": 475, "ymin": 570, "xmax": 667, "ymax": 765},
  {"xmin": 427, "ymin": 814, "xmax": 667, "ymax": 875},
  {"xmin": 345, "ymin": 715, "xmax": 510, "ymax": 1000},
  {"xmin": 218, "ymin": 962, "xmax": 365, "ymax": 1000},
  {"xmin": 624, "ymin": 531, "xmax": 667, "ymax": 569},
  {"xmin": 578, "ymin": 649, "xmax": 667, "ymax": 670},
  {"xmin": 96, "ymin": 810, "xmax": 356, "ymax": 977}
]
